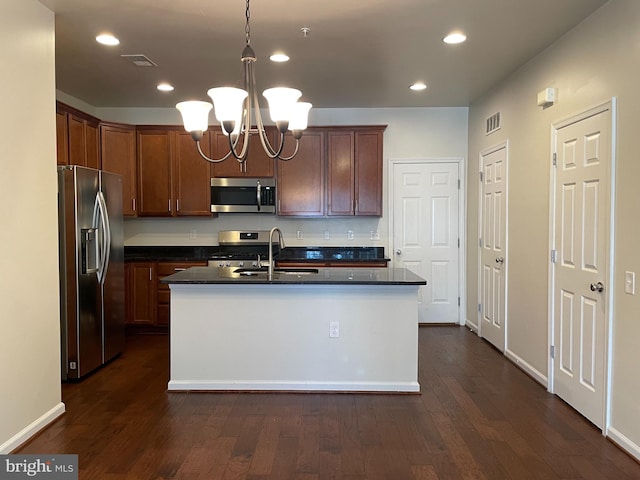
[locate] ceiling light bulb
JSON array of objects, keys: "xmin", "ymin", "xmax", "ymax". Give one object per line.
[
  {"xmin": 96, "ymin": 34, "xmax": 120, "ymax": 46},
  {"xmin": 443, "ymin": 32, "xmax": 467, "ymax": 44},
  {"xmin": 270, "ymin": 53, "xmax": 289, "ymax": 63},
  {"xmin": 157, "ymin": 83, "xmax": 174, "ymax": 92},
  {"xmin": 410, "ymin": 83, "xmax": 427, "ymax": 91}
]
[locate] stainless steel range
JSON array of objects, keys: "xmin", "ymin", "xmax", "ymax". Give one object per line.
[{"xmin": 207, "ymin": 230, "xmax": 279, "ymax": 268}]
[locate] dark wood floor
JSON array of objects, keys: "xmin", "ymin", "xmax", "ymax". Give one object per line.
[{"xmin": 17, "ymin": 326, "xmax": 640, "ymax": 479}]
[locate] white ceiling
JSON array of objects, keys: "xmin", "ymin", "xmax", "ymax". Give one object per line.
[{"xmin": 38, "ymin": 0, "xmax": 608, "ymax": 109}]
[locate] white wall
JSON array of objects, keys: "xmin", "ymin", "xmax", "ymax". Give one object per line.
[
  {"xmin": 94, "ymin": 106, "xmax": 468, "ymax": 249},
  {"xmin": 0, "ymin": 0, "xmax": 64, "ymax": 452},
  {"xmin": 467, "ymin": 0, "xmax": 640, "ymax": 459}
]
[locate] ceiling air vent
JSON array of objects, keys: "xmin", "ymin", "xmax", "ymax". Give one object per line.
[
  {"xmin": 120, "ymin": 54, "xmax": 158, "ymax": 67},
  {"xmin": 486, "ymin": 112, "xmax": 501, "ymax": 135}
]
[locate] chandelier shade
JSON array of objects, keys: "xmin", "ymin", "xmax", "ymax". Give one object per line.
[
  {"xmin": 176, "ymin": 101, "xmax": 212, "ymax": 134},
  {"xmin": 175, "ymin": 0, "xmax": 311, "ymax": 163}
]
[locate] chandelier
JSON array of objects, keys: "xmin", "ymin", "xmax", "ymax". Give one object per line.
[{"xmin": 176, "ymin": 0, "xmax": 312, "ymax": 163}]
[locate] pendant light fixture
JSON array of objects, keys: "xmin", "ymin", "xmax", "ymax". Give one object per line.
[{"xmin": 176, "ymin": 0, "xmax": 312, "ymax": 163}]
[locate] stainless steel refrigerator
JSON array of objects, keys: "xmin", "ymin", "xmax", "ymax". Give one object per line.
[{"xmin": 58, "ymin": 165, "xmax": 125, "ymax": 380}]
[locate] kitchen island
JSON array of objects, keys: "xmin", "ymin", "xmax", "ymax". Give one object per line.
[{"xmin": 162, "ymin": 266, "xmax": 426, "ymax": 393}]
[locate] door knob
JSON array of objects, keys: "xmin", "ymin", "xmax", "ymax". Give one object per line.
[
  {"xmin": 495, "ymin": 257, "xmax": 504, "ymax": 264},
  {"xmin": 590, "ymin": 282, "xmax": 604, "ymax": 293},
  {"xmin": 395, "ymin": 249, "xmax": 402, "ymax": 255}
]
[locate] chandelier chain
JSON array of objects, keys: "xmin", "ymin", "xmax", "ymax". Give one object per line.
[{"xmin": 245, "ymin": 0, "xmax": 251, "ymax": 46}]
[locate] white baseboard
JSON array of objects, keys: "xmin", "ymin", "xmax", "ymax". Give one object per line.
[
  {"xmin": 0, "ymin": 402, "xmax": 65, "ymax": 454},
  {"xmin": 504, "ymin": 348, "xmax": 548, "ymax": 387},
  {"xmin": 607, "ymin": 426, "xmax": 640, "ymax": 462},
  {"xmin": 168, "ymin": 380, "xmax": 421, "ymax": 393},
  {"xmin": 466, "ymin": 319, "xmax": 478, "ymax": 334}
]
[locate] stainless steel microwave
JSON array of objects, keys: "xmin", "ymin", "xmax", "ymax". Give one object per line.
[{"xmin": 210, "ymin": 177, "xmax": 276, "ymax": 213}]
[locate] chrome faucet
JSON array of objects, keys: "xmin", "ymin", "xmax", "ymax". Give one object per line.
[{"xmin": 268, "ymin": 227, "xmax": 284, "ymax": 280}]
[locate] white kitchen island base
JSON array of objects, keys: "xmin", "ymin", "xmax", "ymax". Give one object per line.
[{"xmin": 168, "ymin": 283, "xmax": 420, "ymax": 393}]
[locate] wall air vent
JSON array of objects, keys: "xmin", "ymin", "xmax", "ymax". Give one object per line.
[
  {"xmin": 120, "ymin": 54, "xmax": 158, "ymax": 67},
  {"xmin": 486, "ymin": 112, "xmax": 501, "ymax": 135}
]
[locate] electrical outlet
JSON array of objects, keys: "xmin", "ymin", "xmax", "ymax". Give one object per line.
[
  {"xmin": 324, "ymin": 230, "xmax": 330, "ymax": 240},
  {"xmin": 329, "ymin": 321, "xmax": 340, "ymax": 338},
  {"xmin": 189, "ymin": 229, "xmax": 197, "ymax": 239},
  {"xmin": 370, "ymin": 231, "xmax": 380, "ymax": 240},
  {"xmin": 347, "ymin": 230, "xmax": 354, "ymax": 240},
  {"xmin": 296, "ymin": 230, "xmax": 303, "ymax": 240}
]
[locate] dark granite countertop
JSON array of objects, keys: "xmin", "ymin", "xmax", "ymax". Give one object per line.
[
  {"xmin": 277, "ymin": 246, "xmax": 389, "ymax": 263},
  {"xmin": 125, "ymin": 245, "xmax": 389, "ymax": 263},
  {"xmin": 125, "ymin": 246, "xmax": 221, "ymax": 262},
  {"xmin": 160, "ymin": 266, "xmax": 426, "ymax": 286}
]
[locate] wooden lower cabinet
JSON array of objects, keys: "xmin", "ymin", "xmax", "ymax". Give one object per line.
[
  {"xmin": 126, "ymin": 261, "xmax": 206, "ymax": 328},
  {"xmin": 126, "ymin": 262, "xmax": 157, "ymax": 325},
  {"xmin": 156, "ymin": 261, "xmax": 206, "ymax": 326}
]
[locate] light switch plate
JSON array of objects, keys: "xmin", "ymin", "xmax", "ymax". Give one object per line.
[{"xmin": 624, "ymin": 271, "xmax": 636, "ymax": 295}]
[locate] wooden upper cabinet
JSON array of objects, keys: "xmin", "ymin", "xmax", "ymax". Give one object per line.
[
  {"xmin": 100, "ymin": 122, "xmax": 137, "ymax": 216},
  {"xmin": 174, "ymin": 130, "xmax": 212, "ymax": 216},
  {"xmin": 57, "ymin": 102, "xmax": 101, "ymax": 169},
  {"xmin": 136, "ymin": 127, "xmax": 212, "ymax": 217},
  {"xmin": 327, "ymin": 127, "xmax": 385, "ymax": 217},
  {"xmin": 137, "ymin": 128, "xmax": 173, "ymax": 217},
  {"xmin": 210, "ymin": 127, "xmax": 275, "ymax": 178},
  {"xmin": 277, "ymin": 128, "xmax": 326, "ymax": 216},
  {"xmin": 354, "ymin": 128, "xmax": 384, "ymax": 216},
  {"xmin": 56, "ymin": 110, "xmax": 68, "ymax": 165},
  {"xmin": 327, "ymin": 131, "xmax": 355, "ymax": 216}
]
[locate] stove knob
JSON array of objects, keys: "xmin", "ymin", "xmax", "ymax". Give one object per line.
[
  {"xmin": 252, "ymin": 261, "xmax": 258, "ymax": 267},
  {"xmin": 226, "ymin": 262, "xmax": 231, "ymax": 267},
  {"xmin": 238, "ymin": 261, "xmax": 244, "ymax": 267},
  {"xmin": 218, "ymin": 261, "xmax": 224, "ymax": 267}
]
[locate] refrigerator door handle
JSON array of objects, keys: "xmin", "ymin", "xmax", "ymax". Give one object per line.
[{"xmin": 93, "ymin": 192, "xmax": 111, "ymax": 284}]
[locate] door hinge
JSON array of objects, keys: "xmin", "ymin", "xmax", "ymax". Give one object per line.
[
  {"xmin": 550, "ymin": 345, "xmax": 555, "ymax": 359},
  {"xmin": 478, "ymin": 303, "xmax": 482, "ymax": 313},
  {"xmin": 458, "ymin": 238, "xmax": 460, "ymax": 248},
  {"xmin": 458, "ymin": 179, "xmax": 461, "ymax": 189},
  {"xmin": 458, "ymin": 297, "xmax": 461, "ymax": 306},
  {"xmin": 479, "ymin": 238, "xmax": 483, "ymax": 248},
  {"xmin": 550, "ymin": 249, "xmax": 557, "ymax": 263},
  {"xmin": 552, "ymin": 153, "xmax": 557, "ymax": 166},
  {"xmin": 479, "ymin": 171, "xmax": 484, "ymax": 182}
]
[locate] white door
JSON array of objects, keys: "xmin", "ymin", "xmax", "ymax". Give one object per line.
[
  {"xmin": 552, "ymin": 105, "xmax": 611, "ymax": 429},
  {"xmin": 479, "ymin": 144, "xmax": 508, "ymax": 351},
  {"xmin": 392, "ymin": 162, "xmax": 460, "ymax": 323}
]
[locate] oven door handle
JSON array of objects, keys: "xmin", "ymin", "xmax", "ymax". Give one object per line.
[{"xmin": 256, "ymin": 179, "xmax": 262, "ymax": 212}]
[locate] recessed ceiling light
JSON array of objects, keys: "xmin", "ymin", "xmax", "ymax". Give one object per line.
[
  {"xmin": 443, "ymin": 32, "xmax": 467, "ymax": 44},
  {"xmin": 270, "ymin": 53, "xmax": 290, "ymax": 63},
  {"xmin": 157, "ymin": 83, "xmax": 174, "ymax": 92},
  {"xmin": 96, "ymin": 34, "xmax": 120, "ymax": 46},
  {"xmin": 410, "ymin": 82, "xmax": 427, "ymax": 91}
]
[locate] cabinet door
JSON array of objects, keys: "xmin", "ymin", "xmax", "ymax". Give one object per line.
[
  {"xmin": 277, "ymin": 129, "xmax": 325, "ymax": 216},
  {"xmin": 85, "ymin": 121, "xmax": 100, "ymax": 170},
  {"xmin": 211, "ymin": 128, "xmax": 275, "ymax": 178},
  {"xmin": 100, "ymin": 123, "xmax": 137, "ymax": 216},
  {"xmin": 67, "ymin": 114, "xmax": 86, "ymax": 166},
  {"xmin": 354, "ymin": 130, "xmax": 383, "ymax": 216},
  {"xmin": 128, "ymin": 262, "xmax": 156, "ymax": 325},
  {"xmin": 327, "ymin": 130, "xmax": 355, "ymax": 216},
  {"xmin": 56, "ymin": 110, "xmax": 68, "ymax": 166},
  {"xmin": 137, "ymin": 129, "xmax": 173, "ymax": 216},
  {"xmin": 174, "ymin": 130, "xmax": 212, "ymax": 216}
]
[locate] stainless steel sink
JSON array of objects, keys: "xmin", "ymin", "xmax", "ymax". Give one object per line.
[{"xmin": 234, "ymin": 267, "xmax": 319, "ymax": 276}]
